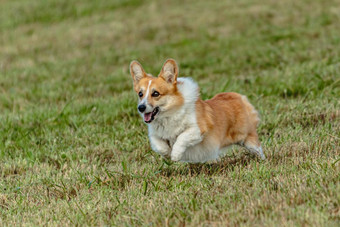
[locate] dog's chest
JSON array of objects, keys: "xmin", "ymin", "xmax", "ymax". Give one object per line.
[
  {"xmin": 151, "ymin": 118, "xmax": 186, "ymax": 141},
  {"xmin": 149, "ymin": 111, "xmax": 193, "ymax": 144}
]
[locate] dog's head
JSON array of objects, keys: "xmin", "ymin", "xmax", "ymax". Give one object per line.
[{"xmin": 130, "ymin": 59, "xmax": 184, "ymax": 124}]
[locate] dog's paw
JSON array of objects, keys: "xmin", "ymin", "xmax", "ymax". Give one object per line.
[
  {"xmin": 160, "ymin": 152, "xmax": 170, "ymax": 159},
  {"xmin": 171, "ymin": 153, "xmax": 182, "ymax": 162},
  {"xmin": 156, "ymin": 149, "xmax": 170, "ymax": 158}
]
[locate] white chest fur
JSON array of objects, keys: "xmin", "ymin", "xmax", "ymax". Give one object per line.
[{"xmin": 148, "ymin": 107, "xmax": 195, "ymax": 146}]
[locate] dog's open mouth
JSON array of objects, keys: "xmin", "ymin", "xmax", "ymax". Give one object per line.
[{"xmin": 144, "ymin": 107, "xmax": 159, "ymax": 123}]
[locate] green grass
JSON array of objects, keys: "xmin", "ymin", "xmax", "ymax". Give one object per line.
[{"xmin": 0, "ymin": 0, "xmax": 339, "ymax": 226}]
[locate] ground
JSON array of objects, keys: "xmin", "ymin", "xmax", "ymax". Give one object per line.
[{"xmin": 0, "ymin": 0, "xmax": 339, "ymax": 226}]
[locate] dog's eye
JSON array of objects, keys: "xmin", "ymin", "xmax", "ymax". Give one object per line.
[
  {"xmin": 138, "ymin": 91, "xmax": 143, "ymax": 97},
  {"xmin": 152, "ymin": 91, "xmax": 160, "ymax": 97}
]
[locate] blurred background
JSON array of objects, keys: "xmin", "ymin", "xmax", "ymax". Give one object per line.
[{"xmin": 1, "ymin": 0, "xmax": 339, "ymax": 110}]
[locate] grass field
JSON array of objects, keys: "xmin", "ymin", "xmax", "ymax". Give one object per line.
[{"xmin": 0, "ymin": 0, "xmax": 339, "ymax": 226}]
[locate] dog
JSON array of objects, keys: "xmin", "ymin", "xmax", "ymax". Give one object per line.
[{"xmin": 129, "ymin": 59, "xmax": 265, "ymax": 163}]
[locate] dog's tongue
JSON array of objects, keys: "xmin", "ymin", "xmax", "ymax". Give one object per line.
[{"xmin": 144, "ymin": 112, "xmax": 152, "ymax": 122}]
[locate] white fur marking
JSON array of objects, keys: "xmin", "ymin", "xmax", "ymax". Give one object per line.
[
  {"xmin": 145, "ymin": 80, "xmax": 152, "ymax": 102},
  {"xmin": 141, "ymin": 80, "xmax": 152, "ymax": 105}
]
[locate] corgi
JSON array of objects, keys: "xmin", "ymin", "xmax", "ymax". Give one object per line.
[{"xmin": 129, "ymin": 59, "xmax": 265, "ymax": 163}]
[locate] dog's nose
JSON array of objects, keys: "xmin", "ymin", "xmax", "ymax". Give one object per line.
[{"xmin": 138, "ymin": 104, "xmax": 146, "ymax": 113}]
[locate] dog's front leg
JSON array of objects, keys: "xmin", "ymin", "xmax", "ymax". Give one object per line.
[
  {"xmin": 149, "ymin": 135, "xmax": 171, "ymax": 158},
  {"xmin": 171, "ymin": 127, "xmax": 202, "ymax": 161}
]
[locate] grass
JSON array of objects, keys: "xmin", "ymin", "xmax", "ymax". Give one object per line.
[{"xmin": 0, "ymin": 0, "xmax": 339, "ymax": 226}]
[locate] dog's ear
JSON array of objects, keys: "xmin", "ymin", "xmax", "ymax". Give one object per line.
[
  {"xmin": 159, "ymin": 59, "xmax": 178, "ymax": 84},
  {"xmin": 130, "ymin": 60, "xmax": 146, "ymax": 84}
]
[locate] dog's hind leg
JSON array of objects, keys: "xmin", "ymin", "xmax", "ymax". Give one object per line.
[{"xmin": 243, "ymin": 133, "xmax": 266, "ymax": 160}]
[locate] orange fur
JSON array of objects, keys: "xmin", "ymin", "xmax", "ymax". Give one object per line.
[{"xmin": 196, "ymin": 92, "xmax": 261, "ymax": 149}]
